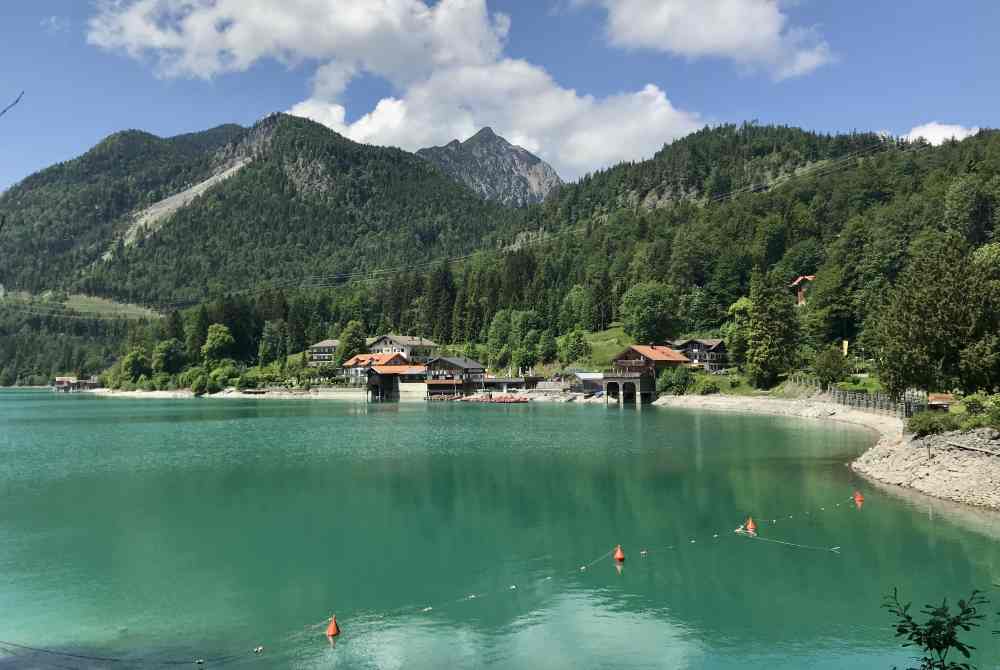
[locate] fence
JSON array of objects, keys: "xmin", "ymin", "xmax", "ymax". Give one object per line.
[{"xmin": 787, "ymin": 374, "xmax": 927, "ymax": 418}]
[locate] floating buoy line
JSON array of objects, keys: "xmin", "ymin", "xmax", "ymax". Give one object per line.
[{"xmin": 0, "ymin": 491, "xmax": 868, "ymax": 665}]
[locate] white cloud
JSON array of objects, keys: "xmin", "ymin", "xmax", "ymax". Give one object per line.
[
  {"xmin": 88, "ymin": 0, "xmax": 703, "ymax": 177},
  {"xmin": 584, "ymin": 0, "xmax": 834, "ymax": 80},
  {"xmin": 903, "ymin": 121, "xmax": 979, "ymax": 145},
  {"xmin": 290, "ymin": 61, "xmax": 701, "ymax": 178}
]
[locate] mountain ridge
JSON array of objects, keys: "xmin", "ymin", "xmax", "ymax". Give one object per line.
[{"xmin": 417, "ymin": 128, "xmax": 562, "ymax": 206}]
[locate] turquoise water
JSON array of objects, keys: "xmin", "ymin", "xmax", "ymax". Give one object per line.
[{"xmin": 1, "ymin": 390, "xmax": 999, "ymax": 669}]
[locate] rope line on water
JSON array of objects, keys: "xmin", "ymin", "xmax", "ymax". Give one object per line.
[{"xmin": 0, "ymin": 491, "xmax": 869, "ymax": 665}]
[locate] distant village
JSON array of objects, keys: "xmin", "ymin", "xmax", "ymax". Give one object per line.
[{"xmin": 302, "ymin": 334, "xmax": 728, "ymax": 404}]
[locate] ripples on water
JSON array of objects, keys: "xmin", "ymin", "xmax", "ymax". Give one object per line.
[{"xmin": 1, "ymin": 391, "xmax": 997, "ymax": 669}]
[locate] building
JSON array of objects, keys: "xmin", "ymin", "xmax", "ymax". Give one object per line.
[
  {"xmin": 425, "ymin": 356, "xmax": 486, "ymax": 396},
  {"xmin": 342, "ymin": 353, "xmax": 407, "ymax": 384},
  {"xmin": 603, "ymin": 345, "xmax": 689, "ymax": 405},
  {"xmin": 366, "ymin": 364, "xmax": 428, "ymax": 401},
  {"xmin": 307, "ymin": 339, "xmax": 340, "ymax": 367},
  {"xmin": 790, "ymin": 275, "xmax": 816, "ymax": 306},
  {"xmin": 53, "ymin": 376, "xmax": 100, "ymax": 392},
  {"xmin": 367, "ymin": 334, "xmax": 438, "ymax": 364},
  {"xmin": 610, "ymin": 345, "xmax": 689, "ymax": 376},
  {"xmin": 671, "ymin": 339, "xmax": 728, "ymax": 372}
]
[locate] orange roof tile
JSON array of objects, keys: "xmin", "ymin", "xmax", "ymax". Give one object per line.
[
  {"xmin": 343, "ymin": 353, "xmax": 406, "ymax": 367},
  {"xmin": 627, "ymin": 345, "xmax": 690, "ymax": 363}
]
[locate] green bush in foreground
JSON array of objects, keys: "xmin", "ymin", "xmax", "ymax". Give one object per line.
[{"xmin": 907, "ymin": 412, "xmax": 960, "ymax": 437}]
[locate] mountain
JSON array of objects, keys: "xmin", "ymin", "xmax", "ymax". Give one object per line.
[
  {"xmin": 417, "ymin": 127, "xmax": 562, "ymax": 206},
  {"xmin": 0, "ymin": 114, "xmax": 525, "ymax": 305}
]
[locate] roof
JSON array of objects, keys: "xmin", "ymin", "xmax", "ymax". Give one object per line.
[
  {"xmin": 369, "ymin": 333, "xmax": 438, "ymax": 348},
  {"xmin": 428, "ymin": 356, "xmax": 485, "ymax": 370},
  {"xmin": 673, "ymin": 338, "xmax": 725, "ymax": 350},
  {"xmin": 574, "ymin": 372, "xmax": 604, "ymax": 381},
  {"xmin": 622, "ymin": 345, "xmax": 690, "ymax": 363},
  {"xmin": 928, "ymin": 393, "xmax": 956, "ymax": 405},
  {"xmin": 790, "ymin": 275, "xmax": 817, "ymax": 287},
  {"xmin": 370, "ymin": 365, "xmax": 427, "ymax": 376},
  {"xmin": 309, "ymin": 339, "xmax": 340, "ymax": 349},
  {"xmin": 343, "ymin": 353, "xmax": 406, "ymax": 367}
]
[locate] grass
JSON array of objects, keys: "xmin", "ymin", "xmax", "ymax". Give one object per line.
[
  {"xmin": 0, "ymin": 290, "xmax": 158, "ymax": 320},
  {"xmin": 581, "ymin": 324, "xmax": 631, "ymax": 369}
]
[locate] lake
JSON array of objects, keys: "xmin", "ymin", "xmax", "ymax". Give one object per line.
[{"xmin": 2, "ymin": 390, "xmax": 999, "ymax": 669}]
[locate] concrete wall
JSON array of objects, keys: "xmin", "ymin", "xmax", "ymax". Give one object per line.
[{"xmin": 399, "ymin": 382, "xmax": 427, "ymax": 399}]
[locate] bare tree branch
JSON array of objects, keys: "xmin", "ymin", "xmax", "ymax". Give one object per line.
[{"xmin": 0, "ymin": 92, "xmax": 24, "ymax": 120}]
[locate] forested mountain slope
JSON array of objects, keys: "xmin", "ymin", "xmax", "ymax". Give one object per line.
[
  {"xmin": 0, "ymin": 114, "xmax": 526, "ymax": 305},
  {"xmin": 0, "ymin": 123, "xmax": 244, "ymax": 293}
]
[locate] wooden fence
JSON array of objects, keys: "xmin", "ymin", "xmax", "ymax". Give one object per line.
[{"xmin": 788, "ymin": 374, "xmax": 927, "ymax": 418}]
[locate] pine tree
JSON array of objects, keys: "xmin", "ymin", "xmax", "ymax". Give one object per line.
[{"xmin": 745, "ymin": 269, "xmax": 798, "ymax": 388}]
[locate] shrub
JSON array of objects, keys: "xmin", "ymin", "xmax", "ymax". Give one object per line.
[
  {"xmin": 191, "ymin": 375, "xmax": 208, "ymax": 397},
  {"xmin": 657, "ymin": 366, "xmax": 692, "ymax": 395},
  {"xmin": 699, "ymin": 380, "xmax": 721, "ymax": 395},
  {"xmin": 907, "ymin": 411, "xmax": 960, "ymax": 437},
  {"xmin": 962, "ymin": 392, "xmax": 989, "ymax": 415},
  {"xmin": 727, "ymin": 376, "xmax": 741, "ymax": 389},
  {"xmin": 237, "ymin": 372, "xmax": 259, "ymax": 390}
]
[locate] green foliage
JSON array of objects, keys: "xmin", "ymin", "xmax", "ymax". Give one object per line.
[
  {"xmin": 152, "ymin": 338, "xmax": 185, "ymax": 375},
  {"xmin": 699, "ymin": 380, "xmax": 721, "ymax": 395},
  {"xmin": 334, "ymin": 320, "xmax": 366, "ymax": 366},
  {"xmin": 538, "ymin": 329, "xmax": 558, "ymax": 364},
  {"xmin": 257, "ymin": 320, "xmax": 287, "ymax": 367},
  {"xmin": 721, "ymin": 297, "xmax": 752, "ymax": 366},
  {"xmin": 657, "ymin": 366, "xmax": 692, "ymax": 395},
  {"xmin": 559, "ymin": 329, "xmax": 592, "ymax": 366},
  {"xmin": 874, "ymin": 232, "xmax": 979, "ymax": 396},
  {"xmin": 883, "ymin": 588, "xmax": 990, "ymax": 669},
  {"xmin": 813, "ymin": 345, "xmax": 848, "ymax": 390},
  {"xmin": 746, "ymin": 270, "xmax": 798, "ymax": 388},
  {"xmin": 121, "ymin": 347, "xmax": 151, "ymax": 383},
  {"xmin": 201, "ymin": 324, "xmax": 235, "ymax": 366},
  {"xmin": 906, "ymin": 412, "xmax": 961, "ymax": 437},
  {"xmin": 620, "ymin": 281, "xmax": 677, "ymax": 343},
  {"xmin": 190, "ymin": 374, "xmax": 208, "ymax": 396}
]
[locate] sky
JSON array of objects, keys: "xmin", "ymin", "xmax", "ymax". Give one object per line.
[{"xmin": 2, "ymin": 1, "xmax": 998, "ymax": 190}]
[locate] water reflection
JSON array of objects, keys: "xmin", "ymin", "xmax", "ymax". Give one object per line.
[{"xmin": 1, "ymin": 395, "xmax": 998, "ymax": 668}]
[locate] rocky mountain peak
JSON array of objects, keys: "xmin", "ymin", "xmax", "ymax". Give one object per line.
[{"xmin": 417, "ymin": 128, "xmax": 562, "ymax": 207}]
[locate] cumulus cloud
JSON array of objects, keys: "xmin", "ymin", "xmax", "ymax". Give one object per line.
[
  {"xmin": 88, "ymin": 0, "xmax": 703, "ymax": 177},
  {"xmin": 904, "ymin": 121, "xmax": 979, "ymax": 145},
  {"xmin": 583, "ymin": 0, "xmax": 833, "ymax": 80}
]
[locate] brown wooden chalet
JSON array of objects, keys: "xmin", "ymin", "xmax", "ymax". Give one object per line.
[
  {"xmin": 671, "ymin": 339, "xmax": 728, "ymax": 372},
  {"xmin": 425, "ymin": 356, "xmax": 486, "ymax": 396}
]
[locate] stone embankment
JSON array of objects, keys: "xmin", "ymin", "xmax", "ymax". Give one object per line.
[{"xmin": 852, "ymin": 427, "xmax": 1000, "ymax": 509}]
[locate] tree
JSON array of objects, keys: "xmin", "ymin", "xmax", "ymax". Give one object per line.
[
  {"xmin": 745, "ymin": 269, "xmax": 798, "ymax": 388},
  {"xmin": 258, "ymin": 320, "xmax": 287, "ymax": 367},
  {"xmin": 334, "ymin": 320, "xmax": 366, "ymax": 366},
  {"xmin": 538, "ymin": 329, "xmax": 558, "ymax": 364},
  {"xmin": 201, "ymin": 324, "xmax": 235, "ymax": 366},
  {"xmin": 185, "ymin": 305, "xmax": 209, "ymax": 363},
  {"xmin": 559, "ymin": 286, "xmax": 591, "ymax": 333},
  {"xmin": 721, "ymin": 297, "xmax": 752, "ymax": 366},
  {"xmin": 883, "ymin": 588, "xmax": 989, "ymax": 670},
  {"xmin": 813, "ymin": 345, "xmax": 847, "ymax": 390},
  {"xmin": 121, "ymin": 347, "xmax": 151, "ymax": 383},
  {"xmin": 152, "ymin": 339, "xmax": 185, "ymax": 375},
  {"xmin": 874, "ymin": 232, "xmax": 975, "ymax": 396},
  {"xmin": 559, "ymin": 329, "xmax": 591, "ymax": 366},
  {"xmin": 486, "ymin": 310, "xmax": 513, "ymax": 368},
  {"xmin": 164, "ymin": 311, "xmax": 185, "ymax": 343},
  {"xmin": 620, "ymin": 281, "xmax": 677, "ymax": 343}
]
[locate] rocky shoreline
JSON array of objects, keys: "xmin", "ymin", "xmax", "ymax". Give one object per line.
[{"xmin": 853, "ymin": 427, "xmax": 1000, "ymax": 509}]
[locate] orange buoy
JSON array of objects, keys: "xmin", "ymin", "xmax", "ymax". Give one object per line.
[
  {"xmin": 613, "ymin": 544, "xmax": 625, "ymax": 562},
  {"xmin": 326, "ymin": 615, "xmax": 340, "ymax": 638},
  {"xmin": 746, "ymin": 517, "xmax": 757, "ymax": 535},
  {"xmin": 853, "ymin": 490, "xmax": 865, "ymax": 509}
]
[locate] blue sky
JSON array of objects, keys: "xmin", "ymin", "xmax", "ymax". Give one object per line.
[{"xmin": 2, "ymin": 1, "xmax": 998, "ymax": 189}]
